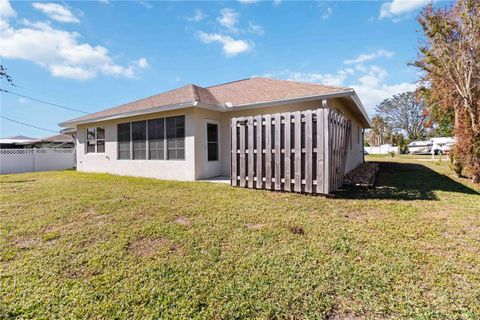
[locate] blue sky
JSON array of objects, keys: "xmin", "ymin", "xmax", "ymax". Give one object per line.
[{"xmin": 1, "ymin": 0, "xmax": 440, "ymax": 138}]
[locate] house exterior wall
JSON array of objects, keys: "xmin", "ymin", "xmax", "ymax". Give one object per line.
[
  {"xmin": 74, "ymin": 98, "xmax": 366, "ymax": 181},
  {"xmin": 76, "ymin": 107, "xmax": 197, "ymax": 181}
]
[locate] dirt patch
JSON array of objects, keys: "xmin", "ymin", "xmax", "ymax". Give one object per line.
[
  {"xmin": 290, "ymin": 226, "xmax": 305, "ymax": 235},
  {"xmin": 15, "ymin": 237, "xmax": 39, "ymax": 249},
  {"xmin": 246, "ymin": 223, "xmax": 265, "ymax": 230},
  {"xmin": 344, "ymin": 162, "xmax": 379, "ymax": 187},
  {"xmin": 175, "ymin": 216, "xmax": 191, "ymax": 226},
  {"xmin": 127, "ymin": 238, "xmax": 177, "ymax": 257}
]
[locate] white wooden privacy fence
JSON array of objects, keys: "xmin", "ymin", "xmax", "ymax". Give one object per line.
[
  {"xmin": 0, "ymin": 148, "xmax": 75, "ymax": 174},
  {"xmin": 231, "ymin": 108, "xmax": 351, "ymax": 194}
]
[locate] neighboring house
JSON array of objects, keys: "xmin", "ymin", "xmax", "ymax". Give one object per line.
[
  {"xmin": 0, "ymin": 134, "xmax": 74, "ymax": 149},
  {"xmin": 23, "ymin": 134, "xmax": 75, "ymax": 148},
  {"xmin": 60, "ymin": 77, "xmax": 372, "ymax": 181},
  {"xmin": 0, "ymin": 135, "xmax": 36, "ymax": 149}
]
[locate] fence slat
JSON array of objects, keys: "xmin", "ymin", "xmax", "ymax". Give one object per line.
[
  {"xmin": 247, "ymin": 116, "xmax": 254, "ymax": 188},
  {"xmin": 284, "ymin": 112, "xmax": 291, "ymax": 192},
  {"xmin": 304, "ymin": 110, "xmax": 313, "ymax": 193},
  {"xmin": 294, "ymin": 111, "xmax": 302, "ymax": 192},
  {"xmin": 274, "ymin": 113, "xmax": 282, "ymax": 191},
  {"xmin": 265, "ymin": 114, "xmax": 272, "ymax": 190},
  {"xmin": 231, "ymin": 118, "xmax": 237, "ymax": 187},
  {"xmin": 316, "ymin": 108, "xmax": 324, "ymax": 194},
  {"xmin": 239, "ymin": 117, "xmax": 246, "ymax": 187},
  {"xmin": 255, "ymin": 115, "xmax": 263, "ymax": 189},
  {"xmin": 325, "ymin": 109, "xmax": 331, "ymax": 193}
]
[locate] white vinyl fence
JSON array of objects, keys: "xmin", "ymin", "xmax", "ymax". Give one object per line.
[{"xmin": 0, "ymin": 148, "xmax": 75, "ymax": 174}]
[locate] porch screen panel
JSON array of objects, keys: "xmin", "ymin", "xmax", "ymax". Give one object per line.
[
  {"xmin": 118, "ymin": 123, "xmax": 131, "ymax": 160},
  {"xmin": 132, "ymin": 121, "xmax": 146, "ymax": 160},
  {"xmin": 166, "ymin": 116, "xmax": 185, "ymax": 160},
  {"xmin": 148, "ymin": 118, "xmax": 165, "ymax": 160}
]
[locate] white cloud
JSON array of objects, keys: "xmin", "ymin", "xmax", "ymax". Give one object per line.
[
  {"xmin": 322, "ymin": 7, "xmax": 333, "ymax": 20},
  {"xmin": 238, "ymin": 0, "xmax": 258, "ymax": 3},
  {"xmin": 0, "ymin": 7, "xmax": 147, "ymax": 81},
  {"xmin": 187, "ymin": 9, "xmax": 206, "ymax": 22},
  {"xmin": 273, "ymin": 0, "xmax": 282, "ymax": 6},
  {"xmin": 0, "ymin": 0, "xmax": 16, "ymax": 20},
  {"xmin": 380, "ymin": 0, "xmax": 429, "ymax": 20},
  {"xmin": 286, "ymin": 68, "xmax": 354, "ymax": 87},
  {"xmin": 137, "ymin": 0, "xmax": 153, "ymax": 9},
  {"xmin": 217, "ymin": 8, "xmax": 239, "ymax": 32},
  {"xmin": 197, "ymin": 31, "xmax": 252, "ymax": 57},
  {"xmin": 265, "ymin": 62, "xmax": 415, "ymax": 114},
  {"xmin": 344, "ymin": 49, "xmax": 394, "ymax": 65},
  {"xmin": 98, "ymin": 0, "xmax": 110, "ymax": 4},
  {"xmin": 248, "ymin": 22, "xmax": 264, "ymax": 35},
  {"xmin": 32, "ymin": 3, "xmax": 79, "ymax": 24},
  {"xmin": 135, "ymin": 58, "xmax": 149, "ymax": 69}
]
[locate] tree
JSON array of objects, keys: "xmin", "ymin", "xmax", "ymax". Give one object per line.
[
  {"xmin": 375, "ymin": 92, "xmax": 429, "ymax": 140},
  {"xmin": 0, "ymin": 65, "xmax": 14, "ymax": 84},
  {"xmin": 414, "ymin": 0, "xmax": 480, "ymax": 183},
  {"xmin": 365, "ymin": 115, "xmax": 392, "ymax": 147}
]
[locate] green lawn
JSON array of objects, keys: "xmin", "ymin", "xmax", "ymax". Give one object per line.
[{"xmin": 1, "ymin": 155, "xmax": 479, "ymax": 319}]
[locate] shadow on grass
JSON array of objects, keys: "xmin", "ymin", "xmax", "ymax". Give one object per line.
[
  {"xmin": 335, "ymin": 161, "xmax": 479, "ymax": 201},
  {"xmin": 0, "ymin": 179, "xmax": 36, "ymax": 184}
]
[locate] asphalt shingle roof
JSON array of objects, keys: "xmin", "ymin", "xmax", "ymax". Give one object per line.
[{"xmin": 63, "ymin": 77, "xmax": 352, "ymax": 125}]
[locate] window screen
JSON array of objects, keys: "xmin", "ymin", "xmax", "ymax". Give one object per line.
[
  {"xmin": 166, "ymin": 116, "xmax": 185, "ymax": 160},
  {"xmin": 207, "ymin": 123, "xmax": 218, "ymax": 161},
  {"xmin": 148, "ymin": 118, "xmax": 164, "ymax": 160},
  {"xmin": 118, "ymin": 123, "xmax": 131, "ymax": 160},
  {"xmin": 132, "ymin": 121, "xmax": 146, "ymax": 160}
]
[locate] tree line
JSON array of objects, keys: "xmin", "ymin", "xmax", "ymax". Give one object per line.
[{"xmin": 367, "ymin": 0, "xmax": 479, "ymax": 183}]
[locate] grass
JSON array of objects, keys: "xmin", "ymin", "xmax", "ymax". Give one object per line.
[{"xmin": 1, "ymin": 155, "xmax": 479, "ymax": 319}]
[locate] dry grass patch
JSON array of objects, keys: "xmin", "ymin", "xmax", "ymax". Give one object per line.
[
  {"xmin": 127, "ymin": 238, "xmax": 178, "ymax": 258},
  {"xmin": 15, "ymin": 237, "xmax": 39, "ymax": 249},
  {"xmin": 174, "ymin": 216, "xmax": 191, "ymax": 226},
  {"xmin": 245, "ymin": 223, "xmax": 265, "ymax": 230}
]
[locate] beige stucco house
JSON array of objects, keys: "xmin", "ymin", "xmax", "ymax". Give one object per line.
[{"xmin": 60, "ymin": 77, "xmax": 371, "ymax": 181}]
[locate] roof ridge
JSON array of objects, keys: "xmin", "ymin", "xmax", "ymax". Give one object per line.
[
  {"xmin": 254, "ymin": 76, "xmax": 351, "ymax": 91},
  {"xmin": 190, "ymin": 84, "xmax": 203, "ymax": 101},
  {"xmin": 205, "ymin": 77, "xmax": 252, "ymax": 88}
]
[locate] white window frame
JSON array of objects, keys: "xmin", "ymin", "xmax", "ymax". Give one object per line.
[
  {"xmin": 205, "ymin": 120, "xmax": 220, "ymax": 162},
  {"xmin": 86, "ymin": 127, "xmax": 105, "ymax": 154}
]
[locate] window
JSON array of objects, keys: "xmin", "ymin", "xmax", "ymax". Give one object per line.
[
  {"xmin": 166, "ymin": 116, "xmax": 185, "ymax": 160},
  {"xmin": 132, "ymin": 121, "xmax": 146, "ymax": 160},
  {"xmin": 86, "ymin": 127, "xmax": 105, "ymax": 153},
  {"xmin": 118, "ymin": 123, "xmax": 131, "ymax": 160},
  {"xmin": 148, "ymin": 118, "xmax": 164, "ymax": 160},
  {"xmin": 117, "ymin": 115, "xmax": 185, "ymax": 160},
  {"xmin": 207, "ymin": 123, "xmax": 218, "ymax": 161}
]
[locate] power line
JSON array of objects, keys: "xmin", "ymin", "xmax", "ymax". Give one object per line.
[
  {"xmin": 0, "ymin": 115, "xmax": 59, "ymax": 133},
  {"xmin": 0, "ymin": 89, "xmax": 89, "ymax": 114}
]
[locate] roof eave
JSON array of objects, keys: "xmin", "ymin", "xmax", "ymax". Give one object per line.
[
  {"xmin": 58, "ymin": 101, "xmax": 199, "ymax": 128},
  {"xmin": 222, "ymin": 90, "xmax": 372, "ymax": 127},
  {"xmin": 349, "ymin": 92, "xmax": 373, "ymax": 128},
  {"xmin": 228, "ymin": 90, "xmax": 354, "ymax": 111}
]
